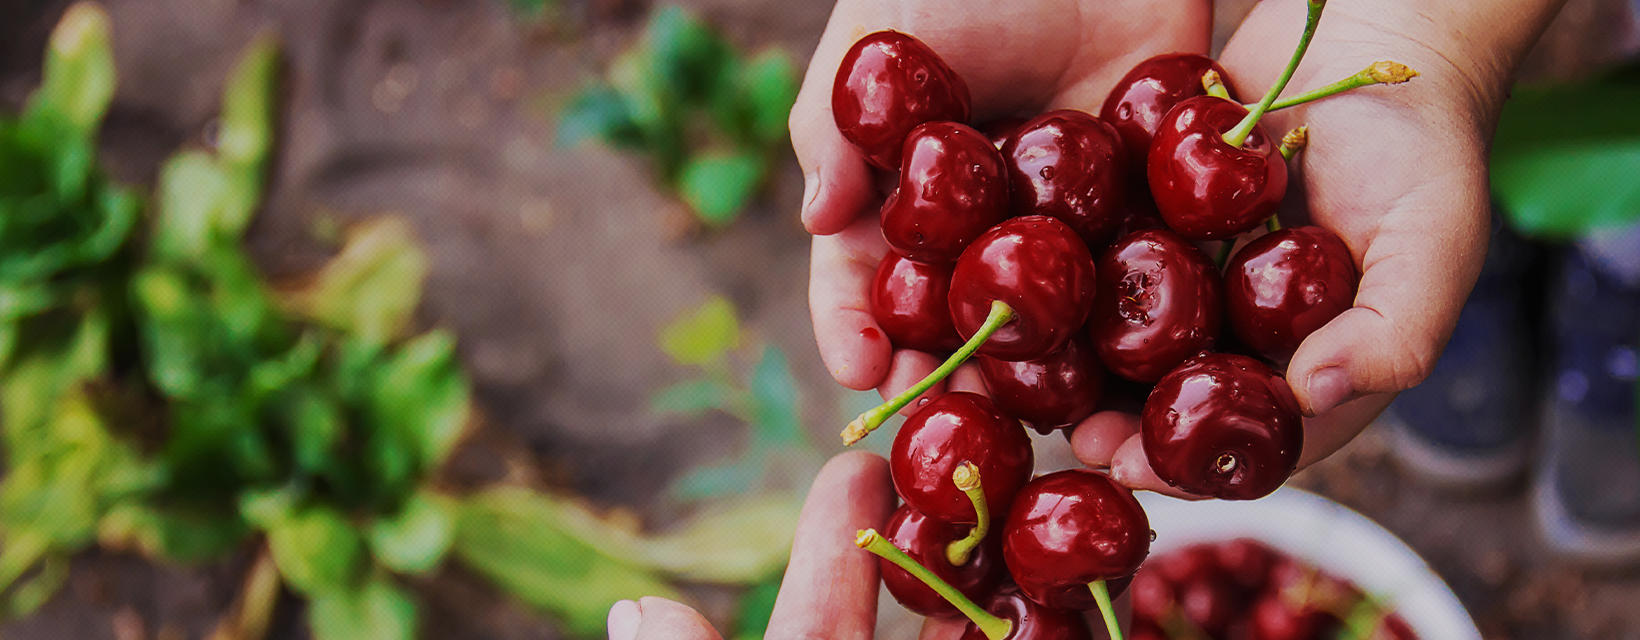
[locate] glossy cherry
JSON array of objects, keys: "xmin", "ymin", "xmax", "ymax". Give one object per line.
[
  {"xmin": 872, "ymin": 252, "xmax": 964, "ymax": 353},
  {"xmin": 1100, "ymin": 53, "xmax": 1235, "ymax": 171},
  {"xmin": 1001, "ymin": 110, "xmax": 1127, "ymax": 249},
  {"xmin": 1214, "ymin": 537, "xmax": 1280, "ymax": 593},
  {"xmin": 1002, "ymin": 469, "xmax": 1151, "ymax": 611},
  {"xmin": 892, "ymin": 392, "xmax": 1033, "ymax": 524},
  {"xmin": 1089, "ymin": 228, "xmax": 1223, "ymax": 383},
  {"xmin": 832, "ymin": 31, "xmax": 971, "ymax": 170},
  {"xmin": 950, "ymin": 216, "xmax": 1096, "ymax": 362},
  {"xmin": 1224, "ymin": 226, "xmax": 1358, "ymax": 362},
  {"xmin": 1246, "ymin": 593, "xmax": 1340, "ymax": 640},
  {"xmin": 879, "ymin": 504, "xmax": 1007, "ymax": 618},
  {"xmin": 1147, "ymin": 96, "xmax": 1287, "ymax": 240},
  {"xmin": 881, "ymin": 121, "xmax": 1010, "ymax": 263},
  {"xmin": 1141, "ymin": 352, "xmax": 1304, "ymax": 500},
  {"xmin": 956, "ymin": 589, "xmax": 1094, "ymax": 640},
  {"xmin": 977, "ymin": 334, "xmax": 1104, "ymax": 434}
]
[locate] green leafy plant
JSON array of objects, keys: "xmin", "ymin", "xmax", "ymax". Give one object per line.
[
  {"xmin": 0, "ymin": 5, "xmax": 804, "ymax": 638},
  {"xmin": 556, "ymin": 6, "xmax": 799, "ymax": 227}
]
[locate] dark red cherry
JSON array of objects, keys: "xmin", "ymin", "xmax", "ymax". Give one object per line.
[
  {"xmin": 892, "ymin": 392, "xmax": 1033, "ymax": 524},
  {"xmin": 1147, "ymin": 96, "xmax": 1287, "ymax": 240},
  {"xmin": 1225, "ymin": 226, "xmax": 1358, "ymax": 362},
  {"xmin": 1128, "ymin": 569, "xmax": 1175, "ymax": 623},
  {"xmin": 832, "ymin": 31, "xmax": 972, "ymax": 170},
  {"xmin": 950, "ymin": 216, "xmax": 1096, "ymax": 362},
  {"xmin": 1089, "ymin": 228, "xmax": 1223, "ymax": 383},
  {"xmin": 1141, "ymin": 352, "xmax": 1304, "ymax": 500},
  {"xmin": 879, "ymin": 504, "xmax": 1007, "ymax": 618},
  {"xmin": 872, "ymin": 252, "xmax": 964, "ymax": 353},
  {"xmin": 1002, "ymin": 469, "xmax": 1151, "ymax": 611},
  {"xmin": 1246, "ymin": 593, "xmax": 1340, "ymax": 640},
  {"xmin": 1214, "ymin": 538, "xmax": 1280, "ymax": 593},
  {"xmin": 977, "ymin": 334, "xmax": 1104, "ymax": 434},
  {"xmin": 1172, "ymin": 570, "xmax": 1244, "ymax": 638},
  {"xmin": 881, "ymin": 121, "xmax": 1010, "ymax": 263},
  {"xmin": 1100, "ymin": 53, "xmax": 1235, "ymax": 170},
  {"xmin": 957, "ymin": 589, "xmax": 1093, "ymax": 640},
  {"xmin": 1001, "ymin": 110, "xmax": 1126, "ymax": 250}
]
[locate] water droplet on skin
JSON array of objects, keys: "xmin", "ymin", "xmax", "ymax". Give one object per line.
[{"xmin": 916, "ymin": 396, "xmax": 931, "ymax": 407}]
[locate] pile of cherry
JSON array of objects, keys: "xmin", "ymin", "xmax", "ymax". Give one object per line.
[
  {"xmin": 827, "ymin": 1, "xmax": 1421, "ymax": 639},
  {"xmin": 1131, "ymin": 539, "xmax": 1418, "ymax": 640}
]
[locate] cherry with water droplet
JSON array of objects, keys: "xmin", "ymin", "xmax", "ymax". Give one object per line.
[
  {"xmin": 872, "ymin": 252, "xmax": 965, "ymax": 353},
  {"xmin": 1002, "ymin": 469, "xmax": 1151, "ymax": 611},
  {"xmin": 950, "ymin": 216, "xmax": 1097, "ymax": 362},
  {"xmin": 892, "ymin": 392, "xmax": 1033, "ymax": 524},
  {"xmin": 1001, "ymin": 110, "xmax": 1127, "ymax": 250},
  {"xmin": 1224, "ymin": 226, "xmax": 1358, "ymax": 363},
  {"xmin": 881, "ymin": 121, "xmax": 1010, "ymax": 263},
  {"xmin": 1141, "ymin": 352, "xmax": 1303, "ymax": 500},
  {"xmin": 1089, "ymin": 228, "xmax": 1223, "ymax": 383},
  {"xmin": 1100, "ymin": 53, "xmax": 1236, "ymax": 172},
  {"xmin": 832, "ymin": 31, "xmax": 971, "ymax": 170}
]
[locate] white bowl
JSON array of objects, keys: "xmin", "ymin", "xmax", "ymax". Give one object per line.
[{"xmin": 1137, "ymin": 487, "xmax": 1480, "ymax": 640}]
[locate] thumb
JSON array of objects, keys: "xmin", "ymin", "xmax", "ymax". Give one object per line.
[
  {"xmin": 788, "ymin": 1, "xmax": 881, "ymax": 236},
  {"xmin": 619, "ymin": 597, "xmax": 725, "ymax": 640}
]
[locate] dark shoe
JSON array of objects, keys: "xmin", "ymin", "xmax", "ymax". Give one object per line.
[{"xmin": 1532, "ymin": 239, "xmax": 1640, "ymax": 565}]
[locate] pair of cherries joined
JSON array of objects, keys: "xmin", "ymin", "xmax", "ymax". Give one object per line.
[{"xmin": 828, "ymin": 1, "xmax": 1416, "ymax": 639}]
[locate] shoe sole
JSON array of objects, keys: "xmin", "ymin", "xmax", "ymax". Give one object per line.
[{"xmin": 1379, "ymin": 410, "xmax": 1529, "ymax": 491}]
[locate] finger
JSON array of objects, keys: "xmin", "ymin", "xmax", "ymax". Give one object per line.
[
  {"xmin": 1068, "ymin": 411, "xmax": 1141, "ymax": 469},
  {"xmin": 810, "ymin": 215, "xmax": 893, "ymax": 391},
  {"xmin": 1044, "ymin": 0, "xmax": 1213, "ymax": 110},
  {"xmin": 625, "ymin": 597, "xmax": 725, "ymax": 640},
  {"xmin": 1296, "ymin": 392, "xmax": 1396, "ymax": 469},
  {"xmin": 766, "ymin": 451, "xmax": 897, "ymax": 640},
  {"xmin": 1108, "ymin": 435, "xmax": 1200, "ymax": 500},
  {"xmin": 878, "ymin": 349, "xmax": 946, "ymax": 417},
  {"xmin": 788, "ymin": 0, "xmax": 884, "ymax": 236},
  {"xmin": 947, "ymin": 362, "xmax": 989, "ymax": 397}
]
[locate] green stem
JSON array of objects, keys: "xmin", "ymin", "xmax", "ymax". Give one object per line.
[
  {"xmin": 1223, "ymin": 0, "xmax": 1327, "ymax": 148},
  {"xmin": 1277, "ymin": 125, "xmax": 1308, "ymax": 161},
  {"xmin": 857, "ymin": 529, "xmax": 1012, "ymax": 640},
  {"xmin": 1263, "ymin": 61, "xmax": 1419, "ymax": 112},
  {"xmin": 1215, "ymin": 240, "xmax": 1236, "ymax": 270},
  {"xmin": 1088, "ymin": 581, "xmax": 1124, "ymax": 640},
  {"xmin": 842, "ymin": 300, "xmax": 1015, "ymax": 445},
  {"xmin": 1202, "ymin": 69, "xmax": 1231, "ymax": 101},
  {"xmin": 944, "ymin": 463, "xmax": 990, "ymax": 566},
  {"xmin": 1267, "ymin": 215, "xmax": 1284, "ymax": 233}
]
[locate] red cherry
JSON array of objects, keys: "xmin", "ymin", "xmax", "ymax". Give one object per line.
[
  {"xmin": 832, "ymin": 31, "xmax": 971, "ymax": 170},
  {"xmin": 1245, "ymin": 593, "xmax": 1340, "ymax": 640},
  {"xmin": 1147, "ymin": 96, "xmax": 1287, "ymax": 240},
  {"xmin": 892, "ymin": 392, "xmax": 1034, "ymax": 524},
  {"xmin": 879, "ymin": 504, "xmax": 1007, "ymax": 618},
  {"xmin": 1100, "ymin": 53, "xmax": 1236, "ymax": 171},
  {"xmin": 978, "ymin": 116, "xmax": 1030, "ymax": 150},
  {"xmin": 1173, "ymin": 570, "xmax": 1244, "ymax": 638},
  {"xmin": 872, "ymin": 252, "xmax": 964, "ymax": 353},
  {"xmin": 1128, "ymin": 569, "xmax": 1175, "ymax": 623},
  {"xmin": 1089, "ymin": 228, "xmax": 1223, "ymax": 383},
  {"xmin": 1001, "ymin": 110, "xmax": 1127, "ymax": 250},
  {"xmin": 1214, "ymin": 538, "xmax": 1281, "ymax": 593},
  {"xmin": 977, "ymin": 334, "xmax": 1104, "ymax": 434},
  {"xmin": 1141, "ymin": 352, "xmax": 1303, "ymax": 500},
  {"xmin": 956, "ymin": 589, "xmax": 1093, "ymax": 640},
  {"xmin": 1224, "ymin": 226, "xmax": 1358, "ymax": 362},
  {"xmin": 950, "ymin": 216, "xmax": 1097, "ymax": 362},
  {"xmin": 1002, "ymin": 469, "xmax": 1151, "ymax": 610},
  {"xmin": 881, "ymin": 121, "xmax": 1010, "ymax": 264}
]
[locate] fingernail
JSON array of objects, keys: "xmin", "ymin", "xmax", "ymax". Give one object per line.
[
  {"xmin": 800, "ymin": 172, "xmax": 820, "ymax": 220},
  {"xmin": 1305, "ymin": 367, "xmax": 1352, "ymax": 416},
  {"xmin": 608, "ymin": 599, "xmax": 641, "ymax": 640}
]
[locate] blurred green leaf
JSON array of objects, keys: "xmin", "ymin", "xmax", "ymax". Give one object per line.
[
  {"xmin": 1491, "ymin": 64, "xmax": 1640, "ymax": 237},
  {"xmin": 679, "ymin": 151, "xmax": 765, "ymax": 226},
  {"xmin": 238, "ymin": 484, "xmax": 303, "ymax": 529},
  {"xmin": 556, "ymin": 84, "xmax": 644, "ymax": 150},
  {"xmin": 455, "ymin": 487, "xmax": 682, "ymax": 638},
  {"xmin": 659, "ymin": 295, "xmax": 739, "ymax": 366},
  {"xmin": 747, "ymin": 346, "xmax": 804, "ymax": 448},
  {"xmin": 4, "ymin": 554, "xmax": 68, "ymax": 618},
  {"xmin": 285, "ymin": 216, "xmax": 428, "ymax": 345},
  {"xmin": 670, "ymin": 460, "xmax": 761, "ymax": 502},
  {"xmin": 738, "ymin": 49, "xmax": 798, "ymax": 147},
  {"xmin": 650, "ymin": 378, "xmax": 733, "ymax": 416},
  {"xmin": 364, "ymin": 330, "xmax": 470, "ymax": 474},
  {"xmin": 309, "ymin": 572, "xmax": 417, "ymax": 640},
  {"xmin": 266, "ymin": 504, "xmax": 364, "ymax": 595},
  {"xmin": 732, "ymin": 569, "xmax": 783, "ymax": 640},
  {"xmin": 367, "ymin": 491, "xmax": 455, "ymax": 576},
  {"xmin": 643, "ymin": 6, "xmax": 733, "ymax": 104},
  {"xmin": 218, "ymin": 34, "xmax": 280, "ymax": 175},
  {"xmin": 152, "ymin": 151, "xmax": 234, "ymax": 262},
  {"xmin": 99, "ymin": 502, "xmax": 249, "ymax": 564},
  {"xmin": 22, "ymin": 3, "xmax": 115, "ymax": 142}
]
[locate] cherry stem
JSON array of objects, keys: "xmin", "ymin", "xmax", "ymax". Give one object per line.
[
  {"xmin": 1223, "ymin": 0, "xmax": 1327, "ymax": 148},
  {"xmin": 1214, "ymin": 240, "xmax": 1236, "ymax": 270},
  {"xmin": 1267, "ymin": 215, "xmax": 1284, "ymax": 233},
  {"xmin": 1087, "ymin": 581, "xmax": 1124, "ymax": 640},
  {"xmin": 857, "ymin": 529, "xmax": 1012, "ymax": 640},
  {"xmin": 1262, "ymin": 61, "xmax": 1419, "ymax": 112},
  {"xmin": 842, "ymin": 300, "xmax": 1016, "ymax": 445},
  {"xmin": 944, "ymin": 462, "xmax": 990, "ymax": 566},
  {"xmin": 1278, "ymin": 125, "xmax": 1308, "ymax": 161},
  {"xmin": 1201, "ymin": 70, "xmax": 1231, "ymax": 101}
]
